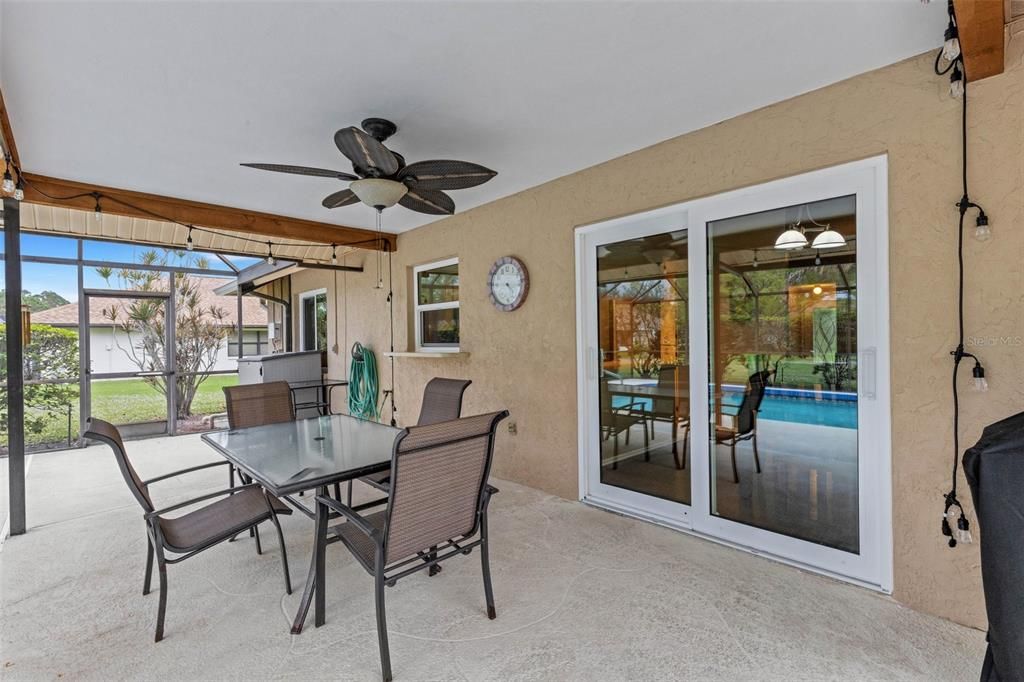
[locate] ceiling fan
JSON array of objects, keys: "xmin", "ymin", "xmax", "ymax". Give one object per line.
[{"xmin": 241, "ymin": 118, "xmax": 497, "ymax": 216}]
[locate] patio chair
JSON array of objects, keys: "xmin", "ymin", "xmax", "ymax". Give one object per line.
[
  {"xmin": 642, "ymin": 364, "xmax": 690, "ymax": 469},
  {"xmin": 358, "ymin": 377, "xmax": 472, "ymax": 494},
  {"xmin": 311, "ymin": 410, "xmax": 509, "ymax": 682},
  {"xmin": 83, "ymin": 418, "xmax": 291, "ymax": 642},
  {"xmin": 223, "ymin": 381, "xmax": 295, "ymax": 512},
  {"xmin": 715, "ymin": 370, "xmax": 770, "ymax": 483},
  {"xmin": 600, "ymin": 377, "xmax": 649, "ymax": 469}
]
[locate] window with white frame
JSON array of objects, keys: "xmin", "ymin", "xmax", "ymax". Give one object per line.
[
  {"xmin": 414, "ymin": 258, "xmax": 459, "ymax": 351},
  {"xmin": 299, "ymin": 288, "xmax": 328, "ymax": 351}
]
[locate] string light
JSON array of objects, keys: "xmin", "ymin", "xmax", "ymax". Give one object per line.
[
  {"xmin": 331, "ymin": 244, "xmax": 338, "ymax": 265},
  {"xmin": 186, "ymin": 226, "xmax": 194, "ymax": 251},
  {"xmin": 265, "ymin": 241, "xmax": 275, "ymax": 265},
  {"xmin": 935, "ymin": 0, "xmax": 985, "ymax": 549},
  {"xmin": 1, "ymin": 167, "xmax": 13, "ymax": 195},
  {"xmin": 18, "ymin": 174, "xmax": 380, "ymax": 267}
]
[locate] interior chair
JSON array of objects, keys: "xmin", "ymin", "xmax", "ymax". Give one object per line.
[
  {"xmin": 714, "ymin": 370, "xmax": 770, "ymax": 483},
  {"xmin": 358, "ymin": 377, "xmax": 472, "ymax": 494},
  {"xmin": 311, "ymin": 410, "xmax": 509, "ymax": 682},
  {"xmin": 643, "ymin": 364, "xmax": 690, "ymax": 469},
  {"xmin": 600, "ymin": 377, "xmax": 649, "ymax": 470},
  {"xmin": 83, "ymin": 418, "xmax": 291, "ymax": 642},
  {"xmin": 223, "ymin": 381, "xmax": 296, "ymax": 511}
]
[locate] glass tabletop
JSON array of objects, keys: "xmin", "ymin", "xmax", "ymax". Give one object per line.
[{"xmin": 202, "ymin": 414, "xmax": 400, "ymax": 495}]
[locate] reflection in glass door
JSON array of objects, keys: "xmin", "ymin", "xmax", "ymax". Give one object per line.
[
  {"xmin": 579, "ymin": 157, "xmax": 890, "ymax": 590},
  {"xmin": 597, "ymin": 231, "xmax": 690, "ymax": 505},
  {"xmin": 707, "ymin": 195, "xmax": 859, "ymax": 553}
]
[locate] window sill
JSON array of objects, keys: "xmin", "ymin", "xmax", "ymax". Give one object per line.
[{"xmin": 383, "ymin": 351, "xmax": 469, "ymax": 359}]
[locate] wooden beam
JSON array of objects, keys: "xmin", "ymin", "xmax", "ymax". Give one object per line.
[
  {"xmin": 19, "ymin": 173, "xmax": 396, "ymax": 251},
  {"xmin": 954, "ymin": 0, "xmax": 1006, "ymax": 82},
  {"xmin": 0, "ymin": 87, "xmax": 20, "ymax": 169}
]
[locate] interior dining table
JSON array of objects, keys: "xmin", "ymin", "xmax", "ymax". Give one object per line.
[{"xmin": 202, "ymin": 413, "xmax": 400, "ymax": 633}]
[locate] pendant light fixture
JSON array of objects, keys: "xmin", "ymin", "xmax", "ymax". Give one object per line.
[
  {"xmin": 774, "ymin": 224, "xmax": 807, "ymax": 250},
  {"xmin": 811, "ymin": 225, "xmax": 847, "ymax": 249}
]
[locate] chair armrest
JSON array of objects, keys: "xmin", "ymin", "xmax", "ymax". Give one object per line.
[
  {"xmin": 145, "ymin": 483, "xmax": 260, "ymax": 520},
  {"xmin": 484, "ymin": 484, "xmax": 500, "ymax": 496},
  {"xmin": 316, "ymin": 494, "xmax": 379, "ymax": 539},
  {"xmin": 143, "ymin": 460, "xmax": 230, "ymax": 485}
]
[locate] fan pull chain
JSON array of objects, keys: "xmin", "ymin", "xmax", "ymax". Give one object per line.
[{"xmin": 375, "ymin": 208, "xmax": 384, "ymax": 289}]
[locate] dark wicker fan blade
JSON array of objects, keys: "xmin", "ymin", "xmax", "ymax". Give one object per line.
[
  {"xmin": 399, "ymin": 188, "xmax": 455, "ymax": 215},
  {"xmin": 240, "ymin": 163, "xmax": 358, "ymax": 181},
  {"xmin": 398, "ymin": 160, "xmax": 497, "ymax": 190},
  {"xmin": 322, "ymin": 188, "xmax": 360, "ymax": 209},
  {"xmin": 334, "ymin": 127, "xmax": 399, "ymax": 176}
]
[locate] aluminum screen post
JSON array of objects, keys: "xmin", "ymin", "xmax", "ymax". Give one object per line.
[{"xmin": 4, "ymin": 196, "xmax": 26, "ymax": 535}]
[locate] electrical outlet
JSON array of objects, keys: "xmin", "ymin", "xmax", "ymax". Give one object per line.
[{"xmin": 507, "ymin": 421, "xmax": 517, "ymax": 435}]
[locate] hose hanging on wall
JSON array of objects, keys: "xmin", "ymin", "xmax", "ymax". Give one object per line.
[{"xmin": 348, "ymin": 342, "xmax": 380, "ymax": 420}]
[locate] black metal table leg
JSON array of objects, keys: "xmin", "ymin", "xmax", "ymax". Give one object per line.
[{"xmin": 291, "ymin": 485, "xmax": 328, "ymax": 634}]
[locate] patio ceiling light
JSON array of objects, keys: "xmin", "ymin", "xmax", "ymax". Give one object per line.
[
  {"xmin": 773, "ymin": 225, "xmax": 807, "ymax": 250},
  {"xmin": 810, "ymin": 226, "xmax": 846, "ymax": 249},
  {"xmin": 350, "ymin": 178, "xmax": 408, "ymax": 210}
]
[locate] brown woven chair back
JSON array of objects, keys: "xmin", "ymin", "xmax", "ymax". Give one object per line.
[
  {"xmin": 416, "ymin": 378, "xmax": 472, "ymax": 426},
  {"xmin": 383, "ymin": 411, "xmax": 508, "ymax": 564},
  {"xmin": 223, "ymin": 381, "xmax": 295, "ymax": 429},
  {"xmin": 84, "ymin": 418, "xmax": 155, "ymax": 513}
]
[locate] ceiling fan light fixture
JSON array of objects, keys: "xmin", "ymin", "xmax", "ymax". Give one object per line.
[
  {"xmin": 350, "ymin": 178, "xmax": 408, "ymax": 209},
  {"xmin": 810, "ymin": 227, "xmax": 846, "ymax": 249},
  {"xmin": 774, "ymin": 226, "xmax": 807, "ymax": 250}
]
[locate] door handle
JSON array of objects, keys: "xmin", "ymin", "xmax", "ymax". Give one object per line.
[{"xmin": 860, "ymin": 347, "xmax": 876, "ymax": 400}]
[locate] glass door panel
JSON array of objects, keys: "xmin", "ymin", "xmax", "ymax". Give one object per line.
[
  {"xmin": 86, "ymin": 290, "xmax": 172, "ymax": 438},
  {"xmin": 597, "ymin": 231, "xmax": 691, "ymax": 505},
  {"xmin": 707, "ymin": 195, "xmax": 859, "ymax": 552}
]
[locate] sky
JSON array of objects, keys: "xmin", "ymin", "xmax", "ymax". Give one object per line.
[{"xmin": 2, "ymin": 233, "xmax": 259, "ymax": 304}]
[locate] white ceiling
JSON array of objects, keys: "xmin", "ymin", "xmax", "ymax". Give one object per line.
[{"xmin": 1, "ymin": 1, "xmax": 946, "ymax": 235}]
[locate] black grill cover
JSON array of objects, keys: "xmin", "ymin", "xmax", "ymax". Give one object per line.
[{"xmin": 964, "ymin": 411, "xmax": 1024, "ymax": 682}]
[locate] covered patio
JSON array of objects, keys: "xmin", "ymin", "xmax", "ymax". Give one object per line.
[{"xmin": 0, "ymin": 435, "xmax": 983, "ymax": 680}]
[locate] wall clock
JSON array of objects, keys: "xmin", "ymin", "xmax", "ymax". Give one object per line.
[{"xmin": 488, "ymin": 256, "xmax": 529, "ymax": 311}]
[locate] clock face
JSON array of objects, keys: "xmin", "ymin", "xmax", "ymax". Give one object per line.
[{"xmin": 488, "ymin": 256, "xmax": 529, "ymax": 311}]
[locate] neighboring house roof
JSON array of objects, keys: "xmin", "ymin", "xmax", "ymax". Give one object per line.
[{"xmin": 33, "ymin": 277, "xmax": 268, "ymax": 327}]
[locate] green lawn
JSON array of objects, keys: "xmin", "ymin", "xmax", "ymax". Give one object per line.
[{"xmin": 7, "ymin": 374, "xmax": 238, "ymax": 450}]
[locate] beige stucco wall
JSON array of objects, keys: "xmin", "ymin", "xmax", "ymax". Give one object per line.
[{"xmin": 293, "ymin": 37, "xmax": 1024, "ymax": 629}]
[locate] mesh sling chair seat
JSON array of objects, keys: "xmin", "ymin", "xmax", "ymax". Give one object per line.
[
  {"xmin": 359, "ymin": 377, "xmax": 472, "ymax": 493},
  {"xmin": 311, "ymin": 410, "xmax": 508, "ymax": 682},
  {"xmin": 715, "ymin": 370, "xmax": 771, "ymax": 483},
  {"xmin": 83, "ymin": 418, "xmax": 291, "ymax": 642},
  {"xmin": 222, "ymin": 381, "xmax": 294, "ymax": 515}
]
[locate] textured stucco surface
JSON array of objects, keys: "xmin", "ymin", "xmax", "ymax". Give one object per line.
[{"xmin": 293, "ymin": 33, "xmax": 1024, "ymax": 629}]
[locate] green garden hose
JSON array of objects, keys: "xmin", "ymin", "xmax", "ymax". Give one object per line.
[{"xmin": 348, "ymin": 342, "xmax": 379, "ymax": 420}]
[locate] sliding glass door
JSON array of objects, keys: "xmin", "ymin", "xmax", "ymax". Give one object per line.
[{"xmin": 577, "ymin": 157, "xmax": 891, "ymax": 590}]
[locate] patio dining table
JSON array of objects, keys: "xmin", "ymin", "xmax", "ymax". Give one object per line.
[{"xmin": 202, "ymin": 413, "xmax": 400, "ymax": 634}]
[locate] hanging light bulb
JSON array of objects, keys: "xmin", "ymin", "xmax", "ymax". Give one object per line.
[
  {"xmin": 811, "ymin": 226, "xmax": 846, "ymax": 249},
  {"xmin": 266, "ymin": 241, "xmax": 275, "ymax": 265},
  {"xmin": 93, "ymin": 195, "xmax": 103, "ymax": 221},
  {"xmin": 955, "ymin": 512, "xmax": 973, "ymax": 544},
  {"xmin": 774, "ymin": 224, "xmax": 807, "ymax": 250},
  {"xmin": 942, "ymin": 21, "xmax": 961, "ymax": 61},
  {"xmin": 1, "ymin": 168, "xmax": 14, "ymax": 195},
  {"xmin": 950, "ymin": 64, "xmax": 965, "ymax": 100},
  {"xmin": 814, "ymin": 251, "xmax": 822, "ymax": 266},
  {"xmin": 972, "ymin": 362, "xmax": 988, "ymax": 392},
  {"xmin": 751, "ymin": 250, "xmax": 759, "ymax": 268},
  {"xmin": 186, "ymin": 226, "xmax": 194, "ymax": 251},
  {"xmin": 13, "ymin": 178, "xmax": 24, "ymax": 201},
  {"xmin": 974, "ymin": 212, "xmax": 991, "ymax": 241},
  {"xmin": 331, "ymin": 244, "xmax": 338, "ymax": 265}
]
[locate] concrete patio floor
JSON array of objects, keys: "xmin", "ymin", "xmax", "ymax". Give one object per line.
[{"xmin": 1, "ymin": 434, "xmax": 984, "ymax": 681}]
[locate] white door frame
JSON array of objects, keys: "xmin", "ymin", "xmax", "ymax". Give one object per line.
[
  {"xmin": 574, "ymin": 156, "xmax": 892, "ymax": 592},
  {"xmin": 298, "ymin": 287, "xmax": 327, "ymax": 351}
]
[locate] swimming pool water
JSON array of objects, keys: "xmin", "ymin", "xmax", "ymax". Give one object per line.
[{"xmin": 611, "ymin": 388, "xmax": 857, "ymax": 429}]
